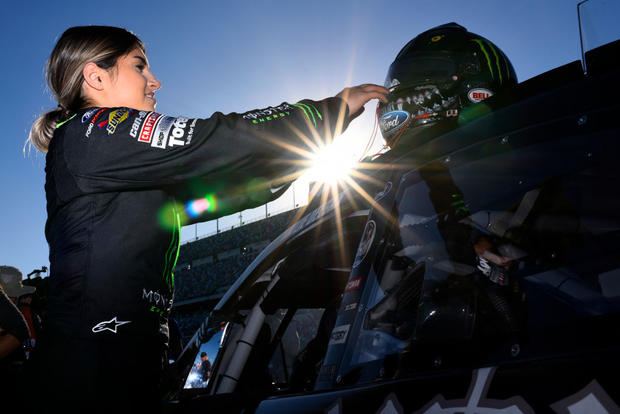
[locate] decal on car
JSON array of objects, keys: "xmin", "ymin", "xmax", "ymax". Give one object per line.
[
  {"xmin": 329, "ymin": 324, "xmax": 350, "ymax": 345},
  {"xmin": 353, "ymin": 220, "xmax": 376, "ymax": 268}
]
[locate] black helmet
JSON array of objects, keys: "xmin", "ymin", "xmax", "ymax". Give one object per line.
[{"xmin": 379, "ymin": 23, "xmax": 517, "ymax": 147}]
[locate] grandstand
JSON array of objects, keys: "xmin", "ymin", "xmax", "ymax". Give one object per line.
[{"xmin": 171, "ymin": 209, "xmax": 298, "ymax": 344}]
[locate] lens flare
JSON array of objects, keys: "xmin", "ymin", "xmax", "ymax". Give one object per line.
[
  {"xmin": 174, "ymin": 95, "xmax": 399, "ymax": 268},
  {"xmin": 186, "ymin": 198, "xmax": 210, "ymax": 217},
  {"xmin": 458, "ymin": 103, "xmax": 491, "ymax": 125},
  {"xmin": 185, "ymin": 195, "xmax": 217, "ymax": 218},
  {"xmin": 158, "ymin": 201, "xmax": 187, "ymax": 230},
  {"xmin": 307, "ymin": 142, "xmax": 356, "ymax": 185}
]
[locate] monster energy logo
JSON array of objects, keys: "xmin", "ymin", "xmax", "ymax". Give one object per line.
[
  {"xmin": 162, "ymin": 207, "xmax": 180, "ymax": 290},
  {"xmin": 472, "ymin": 39, "xmax": 511, "ymax": 84},
  {"xmin": 292, "ymin": 102, "xmax": 323, "ymax": 127},
  {"xmin": 250, "ymin": 111, "xmax": 291, "ymax": 124}
]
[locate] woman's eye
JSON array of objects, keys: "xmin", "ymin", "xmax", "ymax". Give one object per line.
[{"xmin": 136, "ymin": 65, "xmax": 145, "ymax": 71}]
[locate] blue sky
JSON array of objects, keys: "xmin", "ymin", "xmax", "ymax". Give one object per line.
[{"xmin": 0, "ymin": 0, "xmax": 596, "ymax": 277}]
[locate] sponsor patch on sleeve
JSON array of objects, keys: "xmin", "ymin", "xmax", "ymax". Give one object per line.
[
  {"xmin": 106, "ymin": 108, "xmax": 133, "ymax": 135},
  {"xmin": 81, "ymin": 108, "xmax": 101, "ymax": 124},
  {"xmin": 167, "ymin": 116, "xmax": 190, "ymax": 147},
  {"xmin": 185, "ymin": 118, "xmax": 198, "ymax": 145},
  {"xmin": 242, "ymin": 103, "xmax": 293, "ymax": 124},
  {"xmin": 151, "ymin": 116, "xmax": 175, "ymax": 149},
  {"xmin": 137, "ymin": 112, "xmax": 163, "ymax": 144},
  {"xmin": 84, "ymin": 108, "xmax": 109, "ymax": 138},
  {"xmin": 133, "ymin": 113, "xmax": 196, "ymax": 149},
  {"xmin": 129, "ymin": 111, "xmax": 150, "ymax": 138}
]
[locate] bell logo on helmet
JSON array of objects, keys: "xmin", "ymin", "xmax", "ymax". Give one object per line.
[{"xmin": 468, "ymin": 88, "xmax": 494, "ymax": 103}]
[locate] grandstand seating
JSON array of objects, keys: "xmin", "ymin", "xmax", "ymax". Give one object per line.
[
  {"xmin": 173, "ymin": 253, "xmax": 258, "ymax": 302},
  {"xmin": 172, "ymin": 309, "xmax": 210, "ymax": 345},
  {"xmin": 171, "ymin": 209, "xmax": 298, "ymax": 343},
  {"xmin": 176, "ymin": 210, "xmax": 297, "ymax": 265}
]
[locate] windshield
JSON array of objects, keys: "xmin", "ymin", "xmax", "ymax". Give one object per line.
[
  {"xmin": 579, "ymin": 0, "xmax": 620, "ymax": 54},
  {"xmin": 183, "ymin": 328, "xmax": 225, "ymax": 389},
  {"xmin": 342, "ymin": 126, "xmax": 620, "ymax": 385}
]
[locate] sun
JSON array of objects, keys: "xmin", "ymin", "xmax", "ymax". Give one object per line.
[
  {"xmin": 172, "ymin": 99, "xmax": 393, "ymax": 241},
  {"xmin": 306, "ymin": 141, "xmax": 357, "ymax": 185}
]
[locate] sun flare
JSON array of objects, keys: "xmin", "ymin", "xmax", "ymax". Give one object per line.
[{"xmin": 306, "ymin": 142, "xmax": 357, "ymax": 185}]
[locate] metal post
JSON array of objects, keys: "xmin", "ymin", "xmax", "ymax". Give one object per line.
[
  {"xmin": 577, "ymin": 0, "xmax": 589, "ymax": 74},
  {"xmin": 216, "ymin": 273, "xmax": 280, "ymax": 393}
]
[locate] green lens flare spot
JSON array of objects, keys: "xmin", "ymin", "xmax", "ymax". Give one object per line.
[
  {"xmin": 205, "ymin": 194, "xmax": 217, "ymax": 212},
  {"xmin": 458, "ymin": 104, "xmax": 492, "ymax": 125},
  {"xmin": 158, "ymin": 201, "xmax": 186, "ymax": 230},
  {"xmin": 246, "ymin": 178, "xmax": 271, "ymax": 203}
]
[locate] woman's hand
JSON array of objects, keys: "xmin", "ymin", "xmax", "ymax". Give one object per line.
[{"xmin": 336, "ymin": 84, "xmax": 389, "ymax": 122}]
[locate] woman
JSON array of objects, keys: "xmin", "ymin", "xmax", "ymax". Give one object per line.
[{"xmin": 26, "ymin": 25, "xmax": 387, "ymax": 411}]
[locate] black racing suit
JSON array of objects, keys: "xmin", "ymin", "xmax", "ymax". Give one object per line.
[{"xmin": 32, "ymin": 98, "xmax": 348, "ymax": 411}]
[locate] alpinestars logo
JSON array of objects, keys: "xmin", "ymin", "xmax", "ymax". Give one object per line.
[{"xmin": 91, "ymin": 317, "xmax": 131, "ymax": 334}]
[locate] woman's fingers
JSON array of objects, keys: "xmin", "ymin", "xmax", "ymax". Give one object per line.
[{"xmin": 336, "ymin": 84, "xmax": 389, "ymax": 120}]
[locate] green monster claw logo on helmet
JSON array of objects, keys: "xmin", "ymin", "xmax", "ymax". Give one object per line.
[{"xmin": 378, "ymin": 22, "xmax": 517, "ymax": 149}]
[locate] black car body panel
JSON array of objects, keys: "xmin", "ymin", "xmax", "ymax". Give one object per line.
[{"xmin": 165, "ymin": 19, "xmax": 620, "ymax": 414}]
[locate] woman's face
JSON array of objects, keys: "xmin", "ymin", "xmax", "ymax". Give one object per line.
[{"xmin": 105, "ymin": 47, "xmax": 161, "ymax": 111}]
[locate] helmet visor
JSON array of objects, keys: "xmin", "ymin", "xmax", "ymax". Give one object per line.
[{"xmin": 385, "ymin": 54, "xmax": 456, "ymax": 90}]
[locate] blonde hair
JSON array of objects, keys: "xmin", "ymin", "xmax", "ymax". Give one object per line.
[{"xmin": 27, "ymin": 26, "xmax": 144, "ymax": 153}]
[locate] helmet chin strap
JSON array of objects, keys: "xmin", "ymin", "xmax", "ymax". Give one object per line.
[{"xmin": 386, "ymin": 117, "xmax": 413, "ymax": 149}]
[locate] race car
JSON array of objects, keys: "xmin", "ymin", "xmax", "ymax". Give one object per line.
[{"xmin": 164, "ymin": 2, "xmax": 620, "ymax": 412}]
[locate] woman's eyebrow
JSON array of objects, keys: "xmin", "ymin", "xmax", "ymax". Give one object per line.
[{"xmin": 134, "ymin": 56, "xmax": 148, "ymax": 66}]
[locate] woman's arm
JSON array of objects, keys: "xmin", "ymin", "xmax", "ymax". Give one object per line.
[{"xmin": 52, "ymin": 87, "xmax": 386, "ymax": 205}]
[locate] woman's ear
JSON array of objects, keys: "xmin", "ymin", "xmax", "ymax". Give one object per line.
[{"xmin": 82, "ymin": 62, "xmax": 105, "ymax": 91}]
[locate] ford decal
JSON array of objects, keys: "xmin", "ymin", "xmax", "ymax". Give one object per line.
[{"xmin": 380, "ymin": 110, "xmax": 410, "ymax": 136}]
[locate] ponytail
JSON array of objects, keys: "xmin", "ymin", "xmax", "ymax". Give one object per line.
[{"xmin": 26, "ymin": 107, "xmax": 72, "ymax": 153}]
